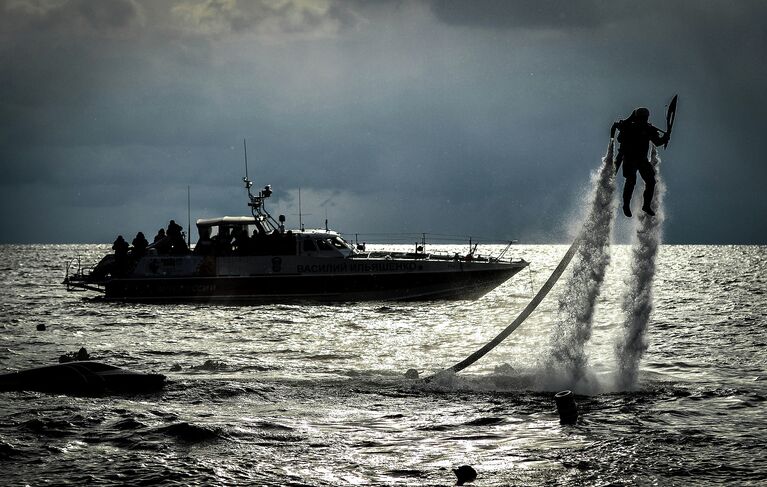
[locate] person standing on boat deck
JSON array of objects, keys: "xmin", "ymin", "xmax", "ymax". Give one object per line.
[
  {"xmin": 611, "ymin": 107, "xmax": 669, "ymax": 217},
  {"xmin": 167, "ymin": 220, "xmax": 182, "ymax": 240},
  {"xmin": 131, "ymin": 232, "xmax": 148, "ymax": 256},
  {"xmin": 113, "ymin": 235, "xmax": 129, "ymax": 258},
  {"xmin": 152, "ymin": 228, "xmax": 172, "ymax": 254},
  {"xmin": 112, "ymin": 235, "xmax": 129, "ymax": 276},
  {"xmin": 166, "ymin": 219, "xmax": 188, "ymax": 254}
]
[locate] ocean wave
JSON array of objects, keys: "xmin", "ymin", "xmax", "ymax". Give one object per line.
[
  {"xmin": 152, "ymin": 422, "xmax": 226, "ymax": 443},
  {"xmin": 0, "ymin": 439, "xmax": 22, "ymax": 459}
]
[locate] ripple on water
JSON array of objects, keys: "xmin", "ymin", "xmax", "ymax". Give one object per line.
[{"xmin": 1, "ymin": 244, "xmax": 766, "ymax": 486}]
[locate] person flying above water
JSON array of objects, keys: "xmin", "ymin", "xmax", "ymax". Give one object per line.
[{"xmin": 611, "ymin": 107, "xmax": 669, "ymax": 217}]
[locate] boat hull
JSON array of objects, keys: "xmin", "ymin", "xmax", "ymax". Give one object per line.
[{"xmin": 100, "ymin": 265, "xmax": 525, "ymax": 303}]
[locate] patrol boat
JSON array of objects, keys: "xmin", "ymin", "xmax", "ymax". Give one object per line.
[{"xmin": 64, "ymin": 175, "xmax": 528, "ymax": 302}]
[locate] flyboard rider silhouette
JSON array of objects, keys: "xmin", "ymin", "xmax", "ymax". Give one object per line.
[{"xmin": 611, "ymin": 95, "xmax": 678, "ymax": 217}]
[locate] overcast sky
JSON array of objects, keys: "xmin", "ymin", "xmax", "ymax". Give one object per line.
[{"xmin": 2, "ymin": 0, "xmax": 765, "ymax": 244}]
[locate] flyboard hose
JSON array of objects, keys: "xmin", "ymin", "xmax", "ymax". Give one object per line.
[
  {"xmin": 424, "ymin": 232, "xmax": 583, "ymax": 380},
  {"xmin": 422, "ymin": 135, "xmax": 622, "ymax": 380}
]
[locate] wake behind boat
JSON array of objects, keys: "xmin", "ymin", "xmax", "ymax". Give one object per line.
[{"xmin": 64, "ymin": 172, "xmax": 528, "ymax": 303}]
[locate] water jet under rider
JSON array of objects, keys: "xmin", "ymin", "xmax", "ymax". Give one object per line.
[{"xmin": 611, "ymin": 107, "xmax": 669, "ymax": 217}]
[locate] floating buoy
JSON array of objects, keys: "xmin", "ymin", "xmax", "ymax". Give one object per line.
[
  {"xmin": 453, "ymin": 465, "xmax": 477, "ymax": 485},
  {"xmin": 36, "ymin": 324, "xmax": 46, "ymax": 331},
  {"xmin": 554, "ymin": 390, "xmax": 578, "ymax": 425}
]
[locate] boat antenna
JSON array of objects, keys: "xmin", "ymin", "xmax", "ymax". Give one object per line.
[
  {"xmin": 243, "ymin": 139, "xmax": 250, "ymax": 181},
  {"xmin": 243, "ymin": 139, "xmax": 253, "ymax": 194},
  {"xmin": 187, "ymin": 185, "xmax": 191, "ymax": 248},
  {"xmin": 299, "ymin": 187, "xmax": 304, "ymax": 231}
]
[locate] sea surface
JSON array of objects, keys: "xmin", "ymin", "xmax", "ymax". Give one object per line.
[{"xmin": 1, "ymin": 244, "xmax": 765, "ymax": 486}]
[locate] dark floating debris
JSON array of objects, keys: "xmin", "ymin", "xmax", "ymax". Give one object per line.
[
  {"xmin": 59, "ymin": 347, "xmax": 90, "ymax": 363},
  {"xmin": 453, "ymin": 465, "xmax": 477, "ymax": 485},
  {"xmin": 554, "ymin": 390, "xmax": 579, "ymax": 425},
  {"xmin": 463, "ymin": 417, "xmax": 503, "ymax": 427},
  {"xmin": 404, "ymin": 368, "xmax": 420, "ymax": 379},
  {"xmin": 36, "ymin": 324, "xmax": 46, "ymax": 331},
  {"xmin": 0, "ymin": 361, "xmax": 165, "ymax": 395},
  {"xmin": 191, "ymin": 359, "xmax": 228, "ymax": 371}
]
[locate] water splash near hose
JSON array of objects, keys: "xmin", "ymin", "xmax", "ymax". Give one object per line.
[
  {"xmin": 543, "ymin": 141, "xmax": 617, "ymax": 390},
  {"xmin": 615, "ymin": 147, "xmax": 665, "ymax": 390}
]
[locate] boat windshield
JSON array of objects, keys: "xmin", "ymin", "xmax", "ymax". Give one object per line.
[
  {"xmin": 328, "ymin": 237, "xmax": 352, "ymax": 250},
  {"xmin": 299, "ymin": 235, "xmax": 354, "ymax": 256}
]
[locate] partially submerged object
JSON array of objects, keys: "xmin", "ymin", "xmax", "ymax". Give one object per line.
[
  {"xmin": 453, "ymin": 465, "xmax": 478, "ymax": 485},
  {"xmin": 554, "ymin": 390, "xmax": 579, "ymax": 425},
  {"xmin": 58, "ymin": 346, "xmax": 90, "ymax": 363},
  {"xmin": 64, "ymin": 163, "xmax": 528, "ymax": 303},
  {"xmin": 0, "ymin": 362, "xmax": 166, "ymax": 395}
]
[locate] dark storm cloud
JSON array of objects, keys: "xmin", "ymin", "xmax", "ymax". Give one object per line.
[
  {"xmin": 2, "ymin": 0, "xmax": 140, "ymax": 34},
  {"xmin": 1, "ymin": 0, "xmax": 766, "ymax": 243},
  {"xmin": 427, "ymin": 0, "xmax": 752, "ymax": 32},
  {"xmin": 430, "ymin": 0, "xmax": 605, "ymax": 29}
]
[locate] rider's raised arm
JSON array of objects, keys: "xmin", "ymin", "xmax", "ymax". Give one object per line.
[
  {"xmin": 610, "ymin": 121, "xmax": 621, "ymax": 139},
  {"xmin": 650, "ymin": 126, "xmax": 669, "ymax": 147}
]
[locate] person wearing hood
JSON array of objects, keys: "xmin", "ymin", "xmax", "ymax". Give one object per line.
[{"xmin": 611, "ymin": 107, "xmax": 669, "ymax": 217}]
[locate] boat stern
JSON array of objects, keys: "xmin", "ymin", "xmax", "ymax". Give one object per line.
[{"xmin": 63, "ymin": 256, "xmax": 108, "ymax": 294}]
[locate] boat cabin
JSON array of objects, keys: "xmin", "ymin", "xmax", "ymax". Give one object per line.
[{"xmin": 194, "ymin": 216, "xmax": 355, "ymax": 258}]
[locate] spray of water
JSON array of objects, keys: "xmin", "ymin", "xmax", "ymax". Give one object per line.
[
  {"xmin": 615, "ymin": 147, "xmax": 665, "ymax": 390},
  {"xmin": 541, "ymin": 141, "xmax": 617, "ymax": 391}
]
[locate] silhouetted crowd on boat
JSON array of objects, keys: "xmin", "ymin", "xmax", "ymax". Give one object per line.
[
  {"xmin": 153, "ymin": 219, "xmax": 189, "ymax": 255},
  {"xmin": 112, "ymin": 219, "xmax": 297, "ymax": 264},
  {"xmin": 112, "ymin": 220, "xmax": 189, "ymax": 260},
  {"xmin": 108, "ymin": 220, "xmax": 189, "ymax": 275}
]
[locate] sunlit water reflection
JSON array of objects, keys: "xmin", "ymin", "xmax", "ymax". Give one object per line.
[{"xmin": 1, "ymin": 244, "xmax": 765, "ymax": 485}]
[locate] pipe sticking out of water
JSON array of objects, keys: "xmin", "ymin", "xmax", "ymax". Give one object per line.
[{"xmin": 554, "ymin": 390, "xmax": 579, "ymax": 425}]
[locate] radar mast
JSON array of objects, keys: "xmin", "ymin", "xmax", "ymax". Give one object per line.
[{"xmin": 242, "ymin": 139, "xmax": 279, "ymax": 233}]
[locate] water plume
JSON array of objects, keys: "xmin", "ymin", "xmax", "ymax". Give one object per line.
[
  {"xmin": 542, "ymin": 141, "xmax": 617, "ymax": 391},
  {"xmin": 615, "ymin": 148, "xmax": 665, "ymax": 390}
]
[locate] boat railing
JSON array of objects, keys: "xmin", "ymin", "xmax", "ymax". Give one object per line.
[
  {"xmin": 347, "ymin": 232, "xmax": 522, "ymax": 263},
  {"xmin": 64, "ymin": 256, "xmax": 81, "ymax": 282},
  {"xmin": 351, "ymin": 248, "xmax": 524, "ymax": 264},
  {"xmin": 63, "ymin": 256, "xmax": 107, "ymax": 293},
  {"xmin": 495, "ymin": 240, "xmax": 516, "ymax": 261}
]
